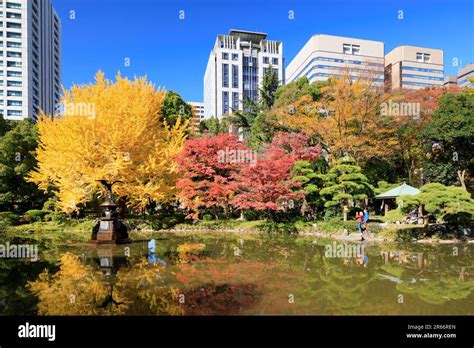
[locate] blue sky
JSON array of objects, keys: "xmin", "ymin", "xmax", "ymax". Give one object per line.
[{"xmin": 53, "ymin": 0, "xmax": 474, "ymax": 102}]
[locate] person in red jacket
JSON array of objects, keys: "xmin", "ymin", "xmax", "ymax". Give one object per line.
[{"xmin": 356, "ymin": 211, "xmax": 364, "ymax": 240}]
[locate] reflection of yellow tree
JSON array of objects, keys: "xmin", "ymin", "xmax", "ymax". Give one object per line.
[
  {"xmin": 28, "ymin": 253, "xmax": 182, "ymax": 315},
  {"xmin": 28, "ymin": 253, "xmax": 119, "ymax": 315},
  {"xmin": 114, "ymin": 259, "xmax": 182, "ymax": 315}
]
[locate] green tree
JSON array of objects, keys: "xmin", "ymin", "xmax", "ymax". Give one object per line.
[
  {"xmin": 259, "ymin": 66, "xmax": 279, "ymax": 109},
  {"xmin": 199, "ymin": 116, "xmax": 227, "ymax": 136},
  {"xmin": 0, "ymin": 115, "xmax": 11, "ymax": 137},
  {"xmin": 291, "ymin": 158, "xmax": 328, "ymax": 217},
  {"xmin": 225, "ymin": 99, "xmax": 261, "ymax": 141},
  {"xmin": 398, "ymin": 183, "xmax": 474, "ymax": 224},
  {"xmin": 423, "ymin": 92, "xmax": 474, "ymax": 190},
  {"xmin": 273, "ymin": 77, "xmax": 328, "ymax": 108},
  {"xmin": 161, "ymin": 90, "xmax": 193, "ymax": 127},
  {"xmin": 320, "ymin": 157, "xmax": 373, "ymax": 221},
  {"xmin": 0, "ymin": 119, "xmax": 48, "ymax": 211}
]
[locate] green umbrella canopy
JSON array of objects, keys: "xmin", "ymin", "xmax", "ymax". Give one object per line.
[{"xmin": 375, "ymin": 183, "xmax": 420, "ymax": 199}]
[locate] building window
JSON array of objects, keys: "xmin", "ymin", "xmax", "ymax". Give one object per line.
[
  {"xmin": 6, "ymin": 22, "xmax": 21, "ymax": 29},
  {"xmin": 7, "ymin": 90, "xmax": 21, "ymax": 96},
  {"xmin": 6, "ymin": 32, "xmax": 21, "ymax": 38},
  {"xmin": 232, "ymin": 53, "xmax": 238, "ymax": 61},
  {"xmin": 416, "ymin": 52, "xmax": 431, "ymax": 63},
  {"xmin": 7, "ymin": 110, "xmax": 22, "ymax": 117},
  {"xmin": 223, "ymin": 91, "xmax": 229, "ymax": 115},
  {"xmin": 343, "ymin": 44, "xmax": 360, "ymax": 55},
  {"xmin": 222, "ymin": 52, "xmax": 228, "ymax": 60},
  {"xmin": 7, "ymin": 100, "xmax": 21, "ymax": 106},
  {"xmin": 7, "ymin": 41, "xmax": 20, "ymax": 48},
  {"xmin": 263, "ymin": 56, "xmax": 269, "ymax": 64},
  {"xmin": 7, "ymin": 80, "xmax": 21, "ymax": 87},
  {"xmin": 232, "ymin": 65, "xmax": 238, "ymax": 88},
  {"xmin": 7, "ymin": 61, "xmax": 21, "ymax": 67},
  {"xmin": 7, "ymin": 70, "xmax": 21, "ymax": 77},
  {"xmin": 6, "ymin": 12, "xmax": 21, "ymax": 19},
  {"xmin": 272, "ymin": 58, "xmax": 278, "ymax": 65},
  {"xmin": 6, "ymin": 3, "xmax": 22, "ymax": 9},
  {"xmin": 232, "ymin": 92, "xmax": 239, "ymax": 110},
  {"xmin": 222, "ymin": 63, "xmax": 229, "ymax": 87},
  {"xmin": 7, "ymin": 51, "xmax": 20, "ymax": 58}
]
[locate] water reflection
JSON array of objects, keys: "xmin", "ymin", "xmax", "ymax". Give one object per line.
[{"xmin": 0, "ymin": 233, "xmax": 472, "ymax": 315}]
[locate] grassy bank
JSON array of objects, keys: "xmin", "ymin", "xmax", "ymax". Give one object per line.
[
  {"xmin": 0, "ymin": 215, "xmax": 470, "ymax": 247},
  {"xmin": 0, "ymin": 220, "xmax": 93, "ymax": 248}
]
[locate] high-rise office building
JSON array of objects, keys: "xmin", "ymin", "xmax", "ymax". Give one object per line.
[
  {"xmin": 384, "ymin": 46, "xmax": 444, "ymax": 90},
  {"xmin": 286, "ymin": 34, "xmax": 385, "ymax": 87},
  {"xmin": 457, "ymin": 63, "xmax": 474, "ymax": 88},
  {"xmin": 204, "ymin": 29, "xmax": 283, "ymax": 119},
  {"xmin": 1, "ymin": 0, "xmax": 61, "ymax": 120}
]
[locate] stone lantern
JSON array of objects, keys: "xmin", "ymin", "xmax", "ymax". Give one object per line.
[{"xmin": 90, "ymin": 180, "xmax": 130, "ymax": 244}]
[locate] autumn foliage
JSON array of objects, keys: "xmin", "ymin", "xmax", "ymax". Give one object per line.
[
  {"xmin": 176, "ymin": 134, "xmax": 249, "ymax": 219},
  {"xmin": 176, "ymin": 131, "xmax": 320, "ymax": 219},
  {"xmin": 276, "ymin": 76, "xmax": 396, "ymax": 163},
  {"xmin": 232, "ymin": 132, "xmax": 321, "ymax": 214},
  {"xmin": 28, "ymin": 72, "xmax": 188, "ymax": 213}
]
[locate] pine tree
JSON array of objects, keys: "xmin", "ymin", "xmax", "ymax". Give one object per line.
[{"xmin": 320, "ymin": 157, "xmax": 373, "ymax": 221}]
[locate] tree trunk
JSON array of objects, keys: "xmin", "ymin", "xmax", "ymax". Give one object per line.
[{"xmin": 457, "ymin": 169, "xmax": 467, "ymax": 191}]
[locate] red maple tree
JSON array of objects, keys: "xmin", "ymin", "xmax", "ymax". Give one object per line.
[
  {"xmin": 232, "ymin": 132, "xmax": 321, "ymax": 217},
  {"xmin": 176, "ymin": 133, "xmax": 250, "ymax": 219}
]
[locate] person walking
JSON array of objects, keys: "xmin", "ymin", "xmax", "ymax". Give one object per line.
[
  {"xmin": 356, "ymin": 210, "xmax": 364, "ymax": 240},
  {"xmin": 363, "ymin": 208, "xmax": 369, "ymax": 234}
]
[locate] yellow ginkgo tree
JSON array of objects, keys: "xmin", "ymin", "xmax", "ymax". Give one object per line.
[{"xmin": 28, "ymin": 72, "xmax": 188, "ymax": 213}]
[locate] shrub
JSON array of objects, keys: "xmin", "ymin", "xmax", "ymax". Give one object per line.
[
  {"xmin": 323, "ymin": 207, "xmax": 340, "ymax": 220},
  {"xmin": 294, "ymin": 220, "xmax": 311, "ymax": 232},
  {"xmin": 242, "ymin": 210, "xmax": 260, "ymax": 221},
  {"xmin": 24, "ymin": 210, "xmax": 48, "ymax": 223},
  {"xmin": 0, "ymin": 212, "xmax": 20, "ymax": 226},
  {"xmin": 383, "ymin": 209, "xmax": 405, "ymax": 223},
  {"xmin": 42, "ymin": 197, "xmax": 58, "ymax": 212},
  {"xmin": 44, "ymin": 212, "xmax": 64, "ymax": 223},
  {"xmin": 202, "ymin": 214, "xmax": 214, "ymax": 221},
  {"xmin": 257, "ymin": 222, "xmax": 297, "ymax": 234},
  {"xmin": 317, "ymin": 217, "xmax": 345, "ymax": 233}
]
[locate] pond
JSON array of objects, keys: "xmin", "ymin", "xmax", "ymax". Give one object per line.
[{"xmin": 0, "ymin": 232, "xmax": 473, "ymax": 315}]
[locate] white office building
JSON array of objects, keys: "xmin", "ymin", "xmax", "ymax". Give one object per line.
[
  {"xmin": 0, "ymin": 0, "xmax": 61, "ymax": 120},
  {"xmin": 286, "ymin": 34, "xmax": 385, "ymax": 87},
  {"xmin": 204, "ymin": 29, "xmax": 283, "ymax": 119},
  {"xmin": 457, "ymin": 63, "xmax": 474, "ymax": 88},
  {"xmin": 385, "ymin": 46, "xmax": 444, "ymax": 90}
]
